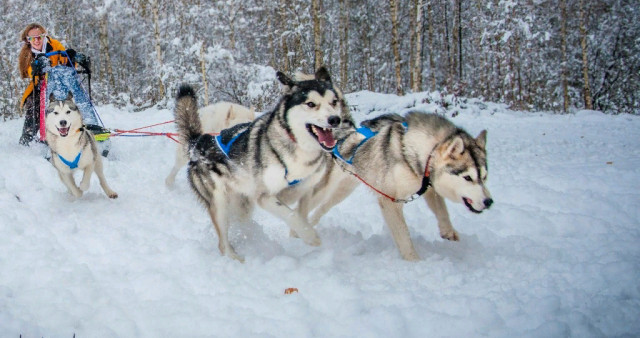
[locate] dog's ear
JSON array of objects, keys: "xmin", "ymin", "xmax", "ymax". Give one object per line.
[
  {"xmin": 49, "ymin": 92, "xmax": 56, "ymax": 103},
  {"xmin": 315, "ymin": 66, "xmax": 332, "ymax": 83},
  {"xmin": 475, "ymin": 130, "xmax": 487, "ymax": 149},
  {"xmin": 444, "ymin": 136, "xmax": 465, "ymax": 158},
  {"xmin": 276, "ymin": 71, "xmax": 295, "ymax": 88},
  {"xmin": 65, "ymin": 91, "xmax": 73, "ymax": 101}
]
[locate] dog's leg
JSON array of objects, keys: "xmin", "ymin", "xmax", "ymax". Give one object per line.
[
  {"xmin": 59, "ymin": 171, "xmax": 83, "ymax": 198},
  {"xmin": 94, "ymin": 157, "xmax": 118, "ymax": 199},
  {"xmin": 165, "ymin": 145, "xmax": 188, "ymax": 187},
  {"xmin": 207, "ymin": 193, "xmax": 244, "ymax": 262},
  {"xmin": 424, "ymin": 188, "xmax": 459, "ymax": 241},
  {"xmin": 377, "ymin": 196, "xmax": 420, "ymax": 261},
  {"xmin": 78, "ymin": 164, "xmax": 94, "ymax": 192},
  {"xmin": 259, "ymin": 195, "xmax": 321, "ymax": 246},
  {"xmin": 307, "ymin": 175, "xmax": 358, "ymax": 226}
]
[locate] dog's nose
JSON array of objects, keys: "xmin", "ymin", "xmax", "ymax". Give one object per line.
[
  {"xmin": 328, "ymin": 115, "xmax": 341, "ymax": 128},
  {"xmin": 484, "ymin": 198, "xmax": 493, "ymax": 208},
  {"xmin": 59, "ymin": 120, "xmax": 67, "ymax": 127}
]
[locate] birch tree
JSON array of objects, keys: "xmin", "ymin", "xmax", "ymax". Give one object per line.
[{"xmin": 312, "ymin": 0, "xmax": 323, "ymax": 69}]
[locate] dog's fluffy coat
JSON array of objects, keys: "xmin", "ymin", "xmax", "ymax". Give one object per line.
[
  {"xmin": 45, "ymin": 92, "xmax": 117, "ymax": 199},
  {"xmin": 174, "ymin": 67, "xmax": 346, "ymax": 261},
  {"xmin": 298, "ymin": 112, "xmax": 492, "ymax": 260},
  {"xmin": 165, "ymin": 101, "xmax": 255, "ymax": 187}
]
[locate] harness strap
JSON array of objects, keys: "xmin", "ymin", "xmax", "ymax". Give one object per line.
[
  {"xmin": 284, "ymin": 168, "xmax": 301, "ymax": 186},
  {"xmin": 215, "ymin": 132, "xmax": 242, "ymax": 159},
  {"xmin": 58, "ymin": 152, "xmax": 82, "ymax": 169},
  {"xmin": 332, "ymin": 126, "xmax": 378, "ymax": 164}
]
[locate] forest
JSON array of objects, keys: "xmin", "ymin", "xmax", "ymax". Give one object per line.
[{"xmin": 0, "ymin": 0, "xmax": 638, "ymax": 118}]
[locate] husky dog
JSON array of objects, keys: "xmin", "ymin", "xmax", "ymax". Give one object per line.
[
  {"xmin": 300, "ymin": 112, "xmax": 492, "ymax": 261},
  {"xmin": 174, "ymin": 67, "xmax": 345, "ymax": 262},
  {"xmin": 45, "ymin": 92, "xmax": 118, "ymax": 199},
  {"xmin": 165, "ymin": 101, "xmax": 255, "ymax": 187}
]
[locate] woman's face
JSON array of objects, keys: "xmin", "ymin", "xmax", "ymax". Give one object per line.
[{"xmin": 27, "ymin": 27, "xmax": 45, "ymax": 51}]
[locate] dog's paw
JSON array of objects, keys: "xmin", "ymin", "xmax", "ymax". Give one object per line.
[
  {"xmin": 440, "ymin": 229, "xmax": 460, "ymax": 241},
  {"xmin": 71, "ymin": 190, "xmax": 83, "ymax": 198},
  {"xmin": 107, "ymin": 192, "xmax": 118, "ymax": 199},
  {"xmin": 303, "ymin": 233, "xmax": 322, "ymax": 247},
  {"xmin": 225, "ymin": 250, "xmax": 245, "ymax": 263},
  {"xmin": 401, "ymin": 251, "xmax": 421, "ymax": 261}
]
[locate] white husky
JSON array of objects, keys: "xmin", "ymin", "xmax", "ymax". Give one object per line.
[
  {"xmin": 45, "ymin": 92, "xmax": 118, "ymax": 199},
  {"xmin": 165, "ymin": 101, "xmax": 255, "ymax": 187}
]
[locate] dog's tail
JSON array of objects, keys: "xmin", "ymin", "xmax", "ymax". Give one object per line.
[{"xmin": 174, "ymin": 85, "xmax": 202, "ymax": 147}]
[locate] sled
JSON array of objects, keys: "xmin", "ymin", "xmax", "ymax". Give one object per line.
[{"xmin": 35, "ymin": 50, "xmax": 111, "ymax": 157}]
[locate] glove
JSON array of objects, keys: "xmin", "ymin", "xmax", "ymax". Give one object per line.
[
  {"xmin": 65, "ymin": 48, "xmax": 76, "ymax": 61},
  {"xmin": 30, "ymin": 55, "xmax": 49, "ymax": 76}
]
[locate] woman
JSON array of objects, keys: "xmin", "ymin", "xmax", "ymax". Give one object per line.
[{"xmin": 18, "ymin": 23, "xmax": 69, "ymax": 146}]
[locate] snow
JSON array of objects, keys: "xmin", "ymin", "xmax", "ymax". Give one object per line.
[{"xmin": 1, "ymin": 90, "xmax": 639, "ymax": 337}]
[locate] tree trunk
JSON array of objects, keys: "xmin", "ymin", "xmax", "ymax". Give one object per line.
[
  {"xmin": 389, "ymin": 0, "xmax": 404, "ymax": 96},
  {"xmin": 579, "ymin": 0, "xmax": 593, "ymax": 110},
  {"xmin": 98, "ymin": 13, "xmax": 116, "ymax": 94},
  {"xmin": 312, "ymin": 0, "xmax": 323, "ymax": 70},
  {"xmin": 339, "ymin": 0, "xmax": 349, "ymax": 90},
  {"xmin": 427, "ymin": 1, "xmax": 436, "ymax": 91},
  {"xmin": 279, "ymin": 0, "xmax": 290, "ymax": 74},
  {"xmin": 200, "ymin": 42, "xmax": 209, "ymax": 105},
  {"xmin": 152, "ymin": 0, "xmax": 165, "ymax": 102},
  {"xmin": 443, "ymin": 0, "xmax": 453, "ymax": 88},
  {"xmin": 412, "ymin": 0, "xmax": 423, "ymax": 92},
  {"xmin": 268, "ymin": 17, "xmax": 276, "ymax": 70},
  {"xmin": 457, "ymin": 0, "xmax": 462, "ymax": 80},
  {"xmin": 560, "ymin": 0, "xmax": 569, "ymax": 112}
]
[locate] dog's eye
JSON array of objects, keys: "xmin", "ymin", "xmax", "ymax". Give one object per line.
[
  {"xmin": 331, "ymin": 99, "xmax": 338, "ymax": 106},
  {"xmin": 66, "ymin": 110, "xmax": 71, "ymax": 115},
  {"xmin": 463, "ymin": 175, "xmax": 473, "ymax": 182},
  {"xmin": 306, "ymin": 102, "xmax": 316, "ymax": 108}
]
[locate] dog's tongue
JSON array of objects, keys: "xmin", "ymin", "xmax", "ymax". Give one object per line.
[
  {"xmin": 315, "ymin": 127, "xmax": 337, "ymax": 148},
  {"xmin": 58, "ymin": 127, "xmax": 70, "ymax": 136}
]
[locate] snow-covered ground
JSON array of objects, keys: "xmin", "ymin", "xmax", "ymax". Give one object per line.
[{"xmin": 1, "ymin": 90, "xmax": 639, "ymax": 337}]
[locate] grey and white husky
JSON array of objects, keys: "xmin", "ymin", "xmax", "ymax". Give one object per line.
[
  {"xmin": 299, "ymin": 111, "xmax": 492, "ymax": 261},
  {"xmin": 45, "ymin": 92, "xmax": 118, "ymax": 199},
  {"xmin": 174, "ymin": 67, "xmax": 346, "ymax": 262}
]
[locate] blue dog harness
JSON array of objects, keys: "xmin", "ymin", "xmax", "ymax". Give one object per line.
[
  {"xmin": 215, "ymin": 133, "xmax": 241, "ymax": 159},
  {"xmin": 333, "ymin": 122, "xmax": 408, "ymax": 165},
  {"xmin": 214, "ymin": 129, "xmax": 300, "ymax": 186},
  {"xmin": 58, "ymin": 152, "xmax": 82, "ymax": 169}
]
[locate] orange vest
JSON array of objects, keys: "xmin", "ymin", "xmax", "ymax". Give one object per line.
[{"xmin": 20, "ymin": 38, "xmax": 68, "ymax": 107}]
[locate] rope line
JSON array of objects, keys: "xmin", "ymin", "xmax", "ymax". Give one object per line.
[{"xmin": 107, "ymin": 120, "xmax": 219, "ymax": 144}]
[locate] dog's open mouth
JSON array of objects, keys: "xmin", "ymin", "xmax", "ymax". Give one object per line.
[
  {"xmin": 57, "ymin": 126, "xmax": 71, "ymax": 137},
  {"xmin": 307, "ymin": 124, "xmax": 337, "ymax": 150},
  {"xmin": 463, "ymin": 197, "xmax": 483, "ymax": 214}
]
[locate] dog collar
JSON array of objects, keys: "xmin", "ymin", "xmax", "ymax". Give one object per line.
[
  {"xmin": 413, "ymin": 154, "xmax": 432, "ymax": 197},
  {"xmin": 58, "ymin": 152, "xmax": 82, "ymax": 169}
]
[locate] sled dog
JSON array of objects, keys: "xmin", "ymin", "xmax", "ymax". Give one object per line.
[
  {"xmin": 45, "ymin": 92, "xmax": 118, "ymax": 199},
  {"xmin": 174, "ymin": 67, "xmax": 346, "ymax": 262},
  {"xmin": 165, "ymin": 101, "xmax": 255, "ymax": 187},
  {"xmin": 300, "ymin": 112, "xmax": 493, "ymax": 261}
]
